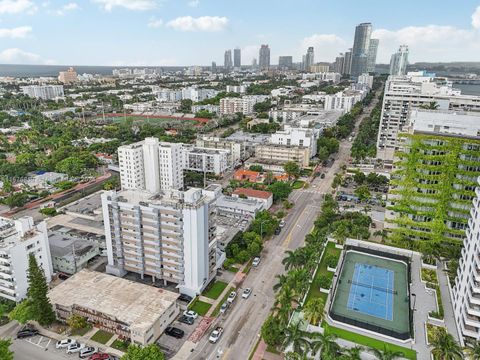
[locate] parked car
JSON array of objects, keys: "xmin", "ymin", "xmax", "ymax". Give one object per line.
[
  {"xmin": 242, "ymin": 288, "xmax": 252, "ymax": 299},
  {"xmin": 88, "ymin": 354, "xmax": 110, "ymax": 360},
  {"xmin": 252, "ymin": 257, "xmax": 261, "ymax": 267},
  {"xmin": 79, "ymin": 347, "xmax": 97, "ymax": 359},
  {"xmin": 178, "ymin": 294, "xmax": 193, "ymax": 303},
  {"xmin": 209, "ymin": 327, "xmax": 224, "ymax": 343},
  {"xmin": 183, "ymin": 310, "xmax": 198, "ymax": 319},
  {"xmin": 165, "ymin": 326, "xmax": 184, "ymax": 339},
  {"xmin": 274, "ymin": 227, "xmax": 281, "ymax": 235},
  {"xmin": 227, "ymin": 291, "xmax": 237, "ymax": 303},
  {"xmin": 16, "ymin": 328, "xmax": 39, "ymax": 339},
  {"xmin": 220, "ymin": 302, "xmax": 229, "ymax": 314},
  {"xmin": 66, "ymin": 342, "xmax": 85, "ymax": 354},
  {"xmin": 279, "ymin": 220, "xmax": 286, "ymax": 228},
  {"xmin": 178, "ymin": 315, "xmax": 195, "ymax": 325},
  {"xmin": 56, "ymin": 338, "xmax": 76, "ymax": 349},
  {"xmin": 320, "ymin": 173, "xmax": 326, "ymax": 179}
]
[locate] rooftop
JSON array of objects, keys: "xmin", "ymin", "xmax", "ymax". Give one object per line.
[
  {"xmin": 232, "ymin": 188, "xmax": 272, "ymax": 200},
  {"xmin": 48, "ymin": 269, "xmax": 179, "ymax": 334},
  {"xmin": 217, "ymin": 195, "xmax": 263, "ymax": 213}
]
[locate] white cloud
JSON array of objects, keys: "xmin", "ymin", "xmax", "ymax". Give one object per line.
[
  {"xmin": 472, "ymin": 6, "xmax": 480, "ymax": 30},
  {"xmin": 0, "ymin": 48, "xmax": 54, "ymax": 64},
  {"xmin": 0, "ymin": 0, "xmax": 36, "ymax": 14},
  {"xmin": 166, "ymin": 16, "xmax": 228, "ymax": 32},
  {"xmin": 55, "ymin": 2, "xmax": 79, "ymax": 15},
  {"xmin": 188, "ymin": 0, "xmax": 199, "ymax": 7},
  {"xmin": 148, "ymin": 17, "xmax": 163, "ymax": 28},
  {"xmin": 300, "ymin": 33, "xmax": 347, "ymax": 62},
  {"xmin": 0, "ymin": 26, "xmax": 32, "ymax": 38},
  {"xmin": 92, "ymin": 0, "xmax": 156, "ymax": 11}
]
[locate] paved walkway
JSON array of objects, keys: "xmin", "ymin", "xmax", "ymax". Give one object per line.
[{"xmin": 436, "ymin": 264, "xmax": 460, "ymax": 341}]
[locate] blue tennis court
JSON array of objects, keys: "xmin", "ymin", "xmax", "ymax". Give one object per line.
[{"xmin": 346, "ymin": 263, "xmax": 395, "ymax": 321}]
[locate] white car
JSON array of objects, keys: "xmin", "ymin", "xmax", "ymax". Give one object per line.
[
  {"xmin": 220, "ymin": 302, "xmax": 229, "ymax": 314},
  {"xmin": 279, "ymin": 220, "xmax": 286, "ymax": 228},
  {"xmin": 242, "ymin": 288, "xmax": 252, "ymax": 299},
  {"xmin": 252, "ymin": 257, "xmax": 261, "ymax": 267},
  {"xmin": 66, "ymin": 342, "xmax": 85, "ymax": 354},
  {"xmin": 209, "ymin": 327, "xmax": 224, "ymax": 343},
  {"xmin": 56, "ymin": 338, "xmax": 76, "ymax": 349},
  {"xmin": 79, "ymin": 346, "xmax": 97, "ymax": 359},
  {"xmin": 183, "ymin": 310, "xmax": 198, "ymax": 319},
  {"xmin": 227, "ymin": 291, "xmax": 237, "ymax": 303}
]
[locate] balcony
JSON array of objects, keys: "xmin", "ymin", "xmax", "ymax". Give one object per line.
[{"xmin": 465, "ymin": 314, "xmax": 480, "ymax": 328}]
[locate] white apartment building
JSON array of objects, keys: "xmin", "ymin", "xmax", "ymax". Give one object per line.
[
  {"xmin": 301, "ymin": 72, "xmax": 341, "ymax": 84},
  {"xmin": 270, "ymin": 125, "xmax": 319, "ymax": 157},
  {"xmin": 0, "ymin": 216, "xmax": 53, "ymax": 302},
  {"xmin": 324, "ymin": 92, "xmax": 357, "ymax": 113},
  {"xmin": 219, "ymin": 95, "xmax": 269, "ymax": 116},
  {"xmin": 226, "ymin": 85, "xmax": 248, "ymax": 94},
  {"xmin": 181, "ymin": 87, "xmax": 219, "ymax": 102},
  {"xmin": 358, "ymin": 73, "xmax": 374, "ymax": 89},
  {"xmin": 195, "ymin": 136, "xmax": 248, "ymax": 166},
  {"xmin": 155, "ymin": 89, "xmax": 182, "ymax": 102},
  {"xmin": 102, "ymin": 188, "xmax": 218, "ymax": 297},
  {"xmin": 191, "ymin": 104, "xmax": 220, "ymax": 114},
  {"xmin": 376, "ymin": 72, "xmax": 480, "ymax": 160},
  {"xmin": 255, "ymin": 144, "xmax": 310, "ymax": 168},
  {"xmin": 21, "ymin": 85, "xmax": 64, "ymax": 100},
  {"xmin": 183, "ymin": 147, "xmax": 230, "ymax": 175},
  {"xmin": 453, "ymin": 178, "xmax": 480, "ymax": 345},
  {"xmin": 118, "ymin": 138, "xmax": 184, "ymax": 192}
]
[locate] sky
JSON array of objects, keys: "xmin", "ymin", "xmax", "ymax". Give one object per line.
[{"xmin": 0, "ymin": 0, "xmax": 479, "ymax": 66}]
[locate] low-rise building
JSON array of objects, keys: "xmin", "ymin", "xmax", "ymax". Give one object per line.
[
  {"xmin": 232, "ymin": 188, "xmax": 273, "ymax": 210},
  {"xmin": 233, "ymin": 169, "xmax": 263, "ymax": 183},
  {"xmin": 184, "ymin": 147, "xmax": 230, "ymax": 175},
  {"xmin": 48, "ymin": 269, "xmax": 179, "ymax": 345},
  {"xmin": 270, "ymin": 125, "xmax": 320, "ymax": 157},
  {"xmin": 216, "ymin": 195, "xmax": 263, "ymax": 220},
  {"xmin": 255, "ymin": 144, "xmax": 310, "ymax": 168},
  {"xmin": 195, "ymin": 136, "xmax": 249, "ymax": 166}
]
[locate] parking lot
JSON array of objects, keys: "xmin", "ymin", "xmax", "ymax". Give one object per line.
[{"xmin": 157, "ymin": 315, "xmax": 200, "ymax": 358}]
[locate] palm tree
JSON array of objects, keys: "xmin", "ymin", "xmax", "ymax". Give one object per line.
[
  {"xmin": 282, "ymin": 250, "xmax": 304, "ymax": 270},
  {"xmin": 303, "ymin": 298, "xmax": 325, "ymax": 326},
  {"xmin": 288, "ymin": 268, "xmax": 310, "ymax": 297},
  {"xmin": 420, "ymin": 101, "xmax": 440, "ymax": 110},
  {"xmin": 274, "ymin": 285, "xmax": 299, "ymax": 309},
  {"xmin": 369, "ymin": 345, "xmax": 404, "ymax": 360},
  {"xmin": 282, "ymin": 322, "xmax": 311, "ymax": 354},
  {"xmin": 465, "ymin": 340, "xmax": 480, "ymax": 359},
  {"xmin": 285, "ymin": 352, "xmax": 312, "ymax": 360},
  {"xmin": 339, "ymin": 346, "xmax": 364, "ymax": 360},
  {"xmin": 309, "ymin": 332, "xmax": 340, "ymax": 358},
  {"xmin": 273, "ymin": 274, "xmax": 289, "ymax": 292},
  {"xmin": 430, "ymin": 328, "xmax": 464, "ymax": 360}
]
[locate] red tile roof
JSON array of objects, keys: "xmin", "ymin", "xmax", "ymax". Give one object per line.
[{"xmin": 232, "ymin": 188, "xmax": 272, "ymax": 200}]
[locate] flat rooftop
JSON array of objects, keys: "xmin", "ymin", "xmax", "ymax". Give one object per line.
[{"xmin": 48, "ymin": 269, "xmax": 179, "ymax": 334}]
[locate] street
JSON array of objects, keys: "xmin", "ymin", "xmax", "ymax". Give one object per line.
[{"xmin": 189, "ymin": 94, "xmax": 381, "ymax": 360}]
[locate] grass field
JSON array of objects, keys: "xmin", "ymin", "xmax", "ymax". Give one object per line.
[
  {"xmin": 90, "ymin": 329, "xmax": 114, "ymax": 344},
  {"xmin": 323, "ymin": 323, "xmax": 417, "ymax": 359},
  {"xmin": 202, "ymin": 280, "xmax": 228, "ymax": 300},
  {"xmin": 188, "ymin": 299, "xmax": 212, "ymax": 316}
]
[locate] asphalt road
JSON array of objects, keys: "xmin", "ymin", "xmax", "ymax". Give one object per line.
[{"xmin": 188, "ymin": 93, "xmax": 382, "ymax": 360}]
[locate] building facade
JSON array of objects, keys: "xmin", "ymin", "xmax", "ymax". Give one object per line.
[
  {"xmin": 183, "ymin": 147, "xmax": 230, "ymax": 175},
  {"xmin": 259, "ymin": 44, "xmax": 270, "ymax": 70},
  {"xmin": 366, "ymin": 39, "xmax": 379, "ymax": 73},
  {"xmin": 233, "ymin": 48, "xmax": 241, "ymax": 69},
  {"xmin": 21, "ymin": 85, "xmax": 64, "ymax": 100},
  {"xmin": 270, "ymin": 125, "xmax": 319, "ymax": 157},
  {"xmin": 224, "ymin": 50, "xmax": 233, "ymax": 72},
  {"xmin": 255, "ymin": 144, "xmax": 310, "ymax": 168},
  {"xmin": 278, "ymin": 56, "xmax": 293, "ymax": 70},
  {"xmin": 351, "ymin": 23, "xmax": 372, "ymax": 77}
]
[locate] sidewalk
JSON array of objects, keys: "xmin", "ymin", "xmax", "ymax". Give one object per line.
[{"xmin": 436, "ymin": 264, "xmax": 460, "ymax": 341}]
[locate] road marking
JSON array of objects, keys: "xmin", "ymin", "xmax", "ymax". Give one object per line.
[{"xmin": 282, "ymin": 204, "xmax": 315, "ymax": 248}]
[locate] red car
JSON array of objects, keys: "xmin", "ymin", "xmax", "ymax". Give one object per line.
[{"xmin": 89, "ymin": 354, "xmax": 110, "ymax": 360}]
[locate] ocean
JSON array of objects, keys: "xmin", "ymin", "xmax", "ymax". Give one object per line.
[
  {"xmin": 0, "ymin": 64, "xmax": 185, "ymax": 77},
  {"xmin": 455, "ymin": 84, "xmax": 480, "ymax": 96}
]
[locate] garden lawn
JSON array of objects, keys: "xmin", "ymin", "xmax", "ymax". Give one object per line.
[
  {"xmin": 90, "ymin": 329, "xmax": 114, "ymax": 344},
  {"xmin": 304, "ymin": 241, "xmax": 340, "ymax": 305},
  {"xmin": 188, "ymin": 299, "xmax": 212, "ymax": 316},
  {"xmin": 202, "ymin": 280, "xmax": 228, "ymax": 300},
  {"xmin": 323, "ymin": 323, "xmax": 417, "ymax": 360},
  {"xmin": 71, "ymin": 325, "xmax": 92, "ymax": 336},
  {"xmin": 111, "ymin": 339, "xmax": 129, "ymax": 352},
  {"xmin": 292, "ymin": 180, "xmax": 305, "ymax": 189}
]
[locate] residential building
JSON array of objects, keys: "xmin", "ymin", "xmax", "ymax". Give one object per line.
[
  {"xmin": 334, "ymin": 54, "xmax": 345, "ymax": 74},
  {"xmin": 324, "ymin": 92, "xmax": 361, "ymax": 113},
  {"xmin": 278, "ymin": 56, "xmax": 293, "ymax": 70},
  {"xmin": 48, "ymin": 269, "xmax": 179, "ymax": 345},
  {"xmin": 211, "ymin": 61, "xmax": 217, "ymax": 73},
  {"xmin": 224, "ymin": 50, "xmax": 233, "ymax": 72},
  {"xmin": 351, "ymin": 23, "xmax": 372, "ymax": 77},
  {"xmin": 255, "ymin": 144, "xmax": 310, "ymax": 168},
  {"xmin": 233, "ymin": 169, "xmax": 262, "ymax": 183},
  {"xmin": 181, "ymin": 87, "xmax": 218, "ymax": 102},
  {"xmin": 195, "ymin": 136, "xmax": 248, "ymax": 166},
  {"xmin": 0, "ymin": 216, "xmax": 53, "ymax": 302},
  {"xmin": 367, "ymin": 39, "xmax": 379, "ymax": 73},
  {"xmin": 386, "ymin": 109, "xmax": 480, "ymax": 245},
  {"xmin": 376, "ymin": 72, "xmax": 480, "ymax": 160},
  {"xmin": 270, "ymin": 125, "xmax": 320, "ymax": 157},
  {"xmin": 216, "ymin": 195, "xmax": 263, "ymax": 220},
  {"xmin": 58, "ymin": 67, "xmax": 78, "ymax": 84},
  {"xmin": 343, "ymin": 49, "xmax": 352, "ymax": 75},
  {"xmin": 304, "ymin": 47, "xmax": 315, "ymax": 71},
  {"xmin": 226, "ymin": 85, "xmax": 248, "ymax": 94},
  {"xmin": 102, "ymin": 187, "xmax": 218, "ymax": 297},
  {"xmin": 155, "ymin": 88, "xmax": 182, "ymax": 102},
  {"xmin": 234, "ymin": 48, "xmax": 241, "ymax": 69},
  {"xmin": 21, "ymin": 85, "xmax": 64, "ymax": 100},
  {"xmin": 191, "ymin": 104, "xmax": 219, "ymax": 114},
  {"xmin": 259, "ymin": 44, "xmax": 270, "ymax": 70},
  {"xmin": 453, "ymin": 177, "xmax": 480, "ymax": 344},
  {"xmin": 358, "ymin": 73, "xmax": 374, "ymax": 89},
  {"xmin": 183, "ymin": 147, "xmax": 230, "ymax": 175},
  {"xmin": 390, "ymin": 45, "xmax": 409, "ymax": 76},
  {"xmin": 219, "ymin": 95, "xmax": 268, "ymax": 116},
  {"xmin": 232, "ymin": 188, "xmax": 273, "ymax": 210},
  {"xmin": 118, "ymin": 138, "xmax": 184, "ymax": 192},
  {"xmin": 310, "ymin": 64, "xmax": 330, "ymax": 73}
]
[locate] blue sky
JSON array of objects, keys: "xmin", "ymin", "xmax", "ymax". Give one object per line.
[{"xmin": 0, "ymin": 0, "xmax": 479, "ymax": 66}]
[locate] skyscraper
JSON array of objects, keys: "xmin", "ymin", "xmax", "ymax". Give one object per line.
[
  {"xmin": 343, "ymin": 49, "xmax": 352, "ymax": 75},
  {"xmin": 334, "ymin": 54, "xmax": 345, "ymax": 74},
  {"xmin": 211, "ymin": 61, "xmax": 217, "ymax": 73},
  {"xmin": 351, "ymin": 23, "xmax": 372, "ymax": 77},
  {"xmin": 278, "ymin": 56, "xmax": 293, "ymax": 70},
  {"xmin": 224, "ymin": 49, "xmax": 233, "ymax": 72},
  {"xmin": 304, "ymin": 46, "xmax": 314, "ymax": 72},
  {"xmin": 389, "ymin": 45, "xmax": 409, "ymax": 76},
  {"xmin": 366, "ymin": 38, "xmax": 379, "ymax": 73},
  {"xmin": 259, "ymin": 44, "xmax": 270, "ymax": 70},
  {"xmin": 233, "ymin": 47, "xmax": 241, "ymax": 68}
]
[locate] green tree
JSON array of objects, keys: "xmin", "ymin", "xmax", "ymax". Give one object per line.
[
  {"xmin": 420, "ymin": 101, "xmax": 439, "ymax": 110},
  {"xmin": 430, "ymin": 328, "xmax": 463, "ymax": 360},
  {"xmin": 180, "ymin": 99, "xmax": 193, "ymax": 113},
  {"xmin": 67, "ymin": 314, "xmax": 88, "ymax": 331},
  {"xmin": 4, "ymin": 192, "xmax": 28, "ymax": 209},
  {"xmin": 369, "ymin": 345, "xmax": 405, "ymax": 360},
  {"xmin": 282, "ymin": 321, "xmax": 311, "ymax": 354},
  {"xmin": 55, "ymin": 157, "xmax": 85, "ymax": 177},
  {"xmin": 27, "ymin": 254, "xmax": 56, "ymax": 325},
  {"xmin": 8, "ymin": 300, "xmax": 34, "ymax": 324},
  {"xmin": 283, "ymin": 161, "xmax": 301, "ymax": 179},
  {"xmin": 2, "ymin": 178, "xmax": 13, "ymax": 193},
  {"xmin": 310, "ymin": 332, "xmax": 340, "ymax": 358},
  {"xmin": 303, "ymin": 298, "xmax": 325, "ymax": 325},
  {"xmin": 121, "ymin": 344, "xmax": 165, "ymax": 360},
  {"xmin": 355, "ymin": 185, "xmax": 371, "ymax": 201},
  {"xmin": 0, "ymin": 339, "xmax": 13, "ymax": 360},
  {"xmin": 465, "ymin": 341, "xmax": 480, "ymax": 359},
  {"xmin": 261, "ymin": 315, "xmax": 284, "ymax": 347},
  {"xmin": 339, "ymin": 346, "xmax": 363, "ymax": 360},
  {"xmin": 268, "ymin": 181, "xmax": 292, "ymax": 201}
]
